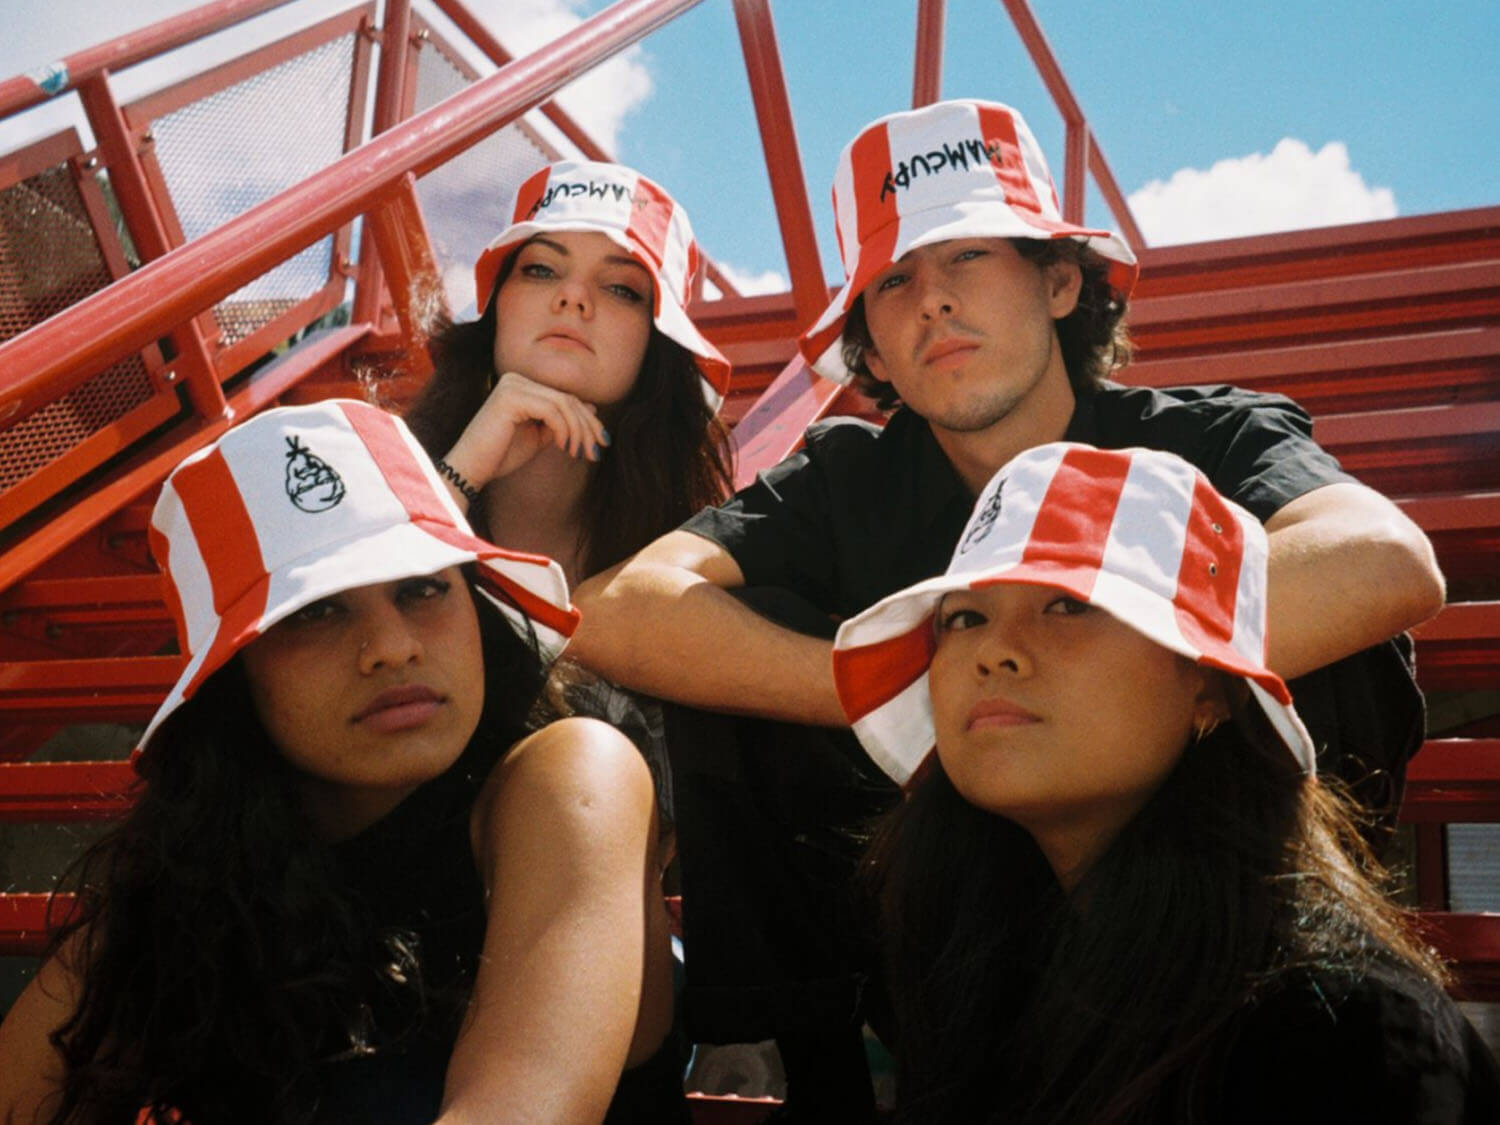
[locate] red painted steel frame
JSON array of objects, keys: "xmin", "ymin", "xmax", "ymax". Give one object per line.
[
  {"xmin": 912, "ymin": 0, "xmax": 946, "ymax": 107},
  {"xmin": 998, "ymin": 0, "xmax": 1143, "ymax": 247},
  {"xmin": 0, "ymin": 0, "xmax": 707, "ymax": 438},
  {"xmin": 0, "ymin": 0, "xmax": 295, "ymax": 117},
  {"xmin": 730, "ymin": 0, "xmax": 827, "ymax": 329}
]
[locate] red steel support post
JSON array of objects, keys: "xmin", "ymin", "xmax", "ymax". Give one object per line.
[
  {"xmin": 74, "ymin": 74, "xmax": 230, "ymax": 422},
  {"xmin": 998, "ymin": 0, "xmax": 1144, "ymax": 248},
  {"xmin": 352, "ymin": 1, "xmax": 414, "ymax": 330},
  {"xmin": 1063, "ymin": 122, "xmax": 1088, "ymax": 224},
  {"xmin": 730, "ymin": 0, "xmax": 828, "ymax": 330},
  {"xmin": 364, "ymin": 172, "xmax": 446, "ymax": 377},
  {"xmin": 912, "ymin": 0, "xmax": 946, "ymax": 108}
]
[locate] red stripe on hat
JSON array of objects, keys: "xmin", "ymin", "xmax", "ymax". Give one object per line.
[
  {"xmin": 174, "ymin": 450, "xmax": 270, "ymax": 698},
  {"xmin": 1019, "ymin": 446, "xmax": 1130, "ymax": 580},
  {"xmin": 833, "ymin": 617, "xmax": 938, "ymax": 723},
  {"xmin": 851, "ymin": 121, "xmax": 900, "ymax": 248},
  {"xmin": 511, "ymin": 165, "xmax": 552, "ymax": 225},
  {"xmin": 975, "ymin": 104, "xmax": 1042, "ymax": 215},
  {"xmin": 1173, "ymin": 475, "xmax": 1245, "ymax": 656},
  {"xmin": 626, "ymin": 175, "xmax": 673, "ymax": 273},
  {"xmin": 341, "ymin": 403, "xmax": 452, "ymax": 526},
  {"xmin": 147, "ymin": 523, "xmax": 190, "ymax": 661},
  {"xmin": 472, "ymin": 555, "xmax": 580, "ymax": 641},
  {"xmin": 342, "ymin": 404, "xmax": 579, "ymax": 640}
]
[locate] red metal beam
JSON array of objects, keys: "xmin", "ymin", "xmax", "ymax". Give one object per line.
[
  {"xmin": 997, "ymin": 0, "xmax": 1143, "ymax": 247},
  {"xmin": 74, "ymin": 74, "xmax": 228, "ymax": 423},
  {"xmin": 0, "ymin": 762, "xmax": 137, "ymax": 822},
  {"xmin": 0, "ymin": 0, "xmax": 705, "ymax": 434},
  {"xmin": 364, "ymin": 172, "xmax": 447, "ymax": 375},
  {"xmin": 730, "ymin": 0, "xmax": 828, "ymax": 330},
  {"xmin": 0, "ymin": 0, "xmax": 295, "ymax": 117},
  {"xmin": 729, "ymin": 355, "xmax": 843, "ymax": 489},
  {"xmin": 0, "ymin": 324, "xmax": 370, "ymax": 591},
  {"xmin": 431, "ymin": 0, "xmax": 614, "ymax": 164},
  {"xmin": 912, "ymin": 0, "xmax": 945, "ymax": 108}
]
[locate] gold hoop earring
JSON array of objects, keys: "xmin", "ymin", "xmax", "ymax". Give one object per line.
[{"xmin": 1193, "ymin": 714, "xmax": 1223, "ymax": 745}]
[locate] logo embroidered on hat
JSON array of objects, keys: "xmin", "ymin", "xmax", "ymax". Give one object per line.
[
  {"xmin": 832, "ymin": 442, "xmax": 1316, "ymax": 788},
  {"xmin": 140, "ymin": 400, "xmax": 579, "ymax": 758},
  {"xmin": 472, "ymin": 159, "xmax": 731, "ymax": 410},
  {"xmin": 283, "ymin": 435, "xmax": 344, "ymax": 513},
  {"xmin": 798, "ymin": 99, "xmax": 1140, "ymax": 383}
]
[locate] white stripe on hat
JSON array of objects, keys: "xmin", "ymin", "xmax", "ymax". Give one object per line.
[
  {"xmin": 1101, "ymin": 452, "xmax": 1199, "ymax": 603},
  {"xmin": 851, "ymin": 670, "xmax": 937, "ymax": 787}
]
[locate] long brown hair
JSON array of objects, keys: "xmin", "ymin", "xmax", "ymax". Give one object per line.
[
  {"xmin": 865, "ymin": 692, "xmax": 1446, "ymax": 1124},
  {"xmin": 404, "ymin": 249, "xmax": 733, "ymax": 578}
]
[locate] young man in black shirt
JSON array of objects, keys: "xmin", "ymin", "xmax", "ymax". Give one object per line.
[{"xmin": 569, "ymin": 100, "xmax": 1446, "ymax": 1119}]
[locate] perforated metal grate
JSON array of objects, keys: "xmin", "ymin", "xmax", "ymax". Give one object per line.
[
  {"xmin": 413, "ymin": 38, "xmax": 556, "ymax": 315},
  {"xmin": 147, "ymin": 33, "xmax": 356, "ymax": 346},
  {"xmin": 0, "ymin": 165, "xmax": 155, "ymax": 492}
]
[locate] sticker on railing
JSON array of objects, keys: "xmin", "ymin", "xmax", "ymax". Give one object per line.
[{"xmin": 25, "ymin": 61, "xmax": 69, "ymax": 97}]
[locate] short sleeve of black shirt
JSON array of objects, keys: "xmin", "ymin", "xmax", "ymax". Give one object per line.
[
  {"xmin": 1066, "ymin": 382, "xmax": 1355, "ymax": 521},
  {"xmin": 684, "ymin": 382, "xmax": 1354, "ymax": 619},
  {"xmin": 682, "ymin": 410, "xmax": 974, "ymax": 618}
]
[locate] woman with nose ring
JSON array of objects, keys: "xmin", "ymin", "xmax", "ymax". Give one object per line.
[
  {"xmin": 0, "ymin": 401, "xmax": 687, "ymax": 1124},
  {"xmin": 833, "ymin": 442, "xmax": 1500, "ymax": 1124}
]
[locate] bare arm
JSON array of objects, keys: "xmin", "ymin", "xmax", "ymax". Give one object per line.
[
  {"xmin": 567, "ymin": 530, "xmax": 846, "ymax": 727},
  {"xmin": 1264, "ymin": 481, "xmax": 1445, "ymax": 680},
  {"xmin": 437, "ymin": 718, "xmax": 673, "ymax": 1124},
  {"xmin": 0, "ymin": 951, "xmax": 78, "ymax": 1124}
]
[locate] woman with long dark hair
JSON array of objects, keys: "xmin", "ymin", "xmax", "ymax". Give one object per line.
[
  {"xmin": 0, "ymin": 401, "xmax": 684, "ymax": 1124},
  {"xmin": 834, "ymin": 441, "xmax": 1500, "ymax": 1124},
  {"xmin": 403, "ymin": 158, "xmax": 733, "ymax": 587}
]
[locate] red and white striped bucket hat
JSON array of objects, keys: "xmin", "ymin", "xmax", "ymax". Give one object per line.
[
  {"xmin": 832, "ymin": 442, "xmax": 1315, "ymax": 787},
  {"xmin": 473, "ymin": 159, "xmax": 732, "ymax": 410},
  {"xmin": 799, "ymin": 99, "xmax": 1139, "ymax": 383},
  {"xmin": 140, "ymin": 399, "xmax": 579, "ymax": 753}
]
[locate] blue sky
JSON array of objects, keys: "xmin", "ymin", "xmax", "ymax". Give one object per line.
[{"xmin": 5, "ymin": 0, "xmax": 1497, "ymax": 300}]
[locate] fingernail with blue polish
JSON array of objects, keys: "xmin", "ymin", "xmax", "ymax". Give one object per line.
[{"xmin": 599, "ymin": 429, "xmax": 612, "ymax": 446}]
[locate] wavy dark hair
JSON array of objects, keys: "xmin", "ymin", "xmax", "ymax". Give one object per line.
[
  {"xmin": 840, "ymin": 237, "xmax": 1133, "ymax": 412},
  {"xmin": 40, "ymin": 584, "xmax": 544, "ymax": 1125},
  {"xmin": 404, "ymin": 248, "xmax": 734, "ymax": 579},
  {"xmin": 865, "ymin": 688, "xmax": 1445, "ymax": 1125}
]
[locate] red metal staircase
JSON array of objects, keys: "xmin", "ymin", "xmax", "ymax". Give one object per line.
[{"xmin": 2, "ymin": 0, "xmax": 1497, "ymax": 1109}]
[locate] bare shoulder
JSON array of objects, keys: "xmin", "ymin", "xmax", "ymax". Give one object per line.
[{"xmin": 0, "ymin": 945, "xmax": 83, "ymax": 1122}]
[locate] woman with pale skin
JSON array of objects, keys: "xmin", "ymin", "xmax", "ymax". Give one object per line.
[
  {"xmin": 405, "ymin": 158, "xmax": 733, "ymax": 591},
  {"xmin": 0, "ymin": 401, "xmax": 684, "ymax": 1125},
  {"xmin": 835, "ymin": 441, "xmax": 1500, "ymax": 1124}
]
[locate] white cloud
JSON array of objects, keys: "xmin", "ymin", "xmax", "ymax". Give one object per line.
[
  {"xmin": 704, "ymin": 262, "xmax": 789, "ymax": 300},
  {"xmin": 481, "ymin": 0, "xmax": 653, "ymax": 155},
  {"xmin": 1127, "ymin": 138, "xmax": 1397, "ymax": 246}
]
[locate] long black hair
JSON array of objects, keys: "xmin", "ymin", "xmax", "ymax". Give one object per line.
[
  {"xmin": 866, "ymin": 690, "xmax": 1446, "ymax": 1125},
  {"xmin": 404, "ymin": 250, "xmax": 733, "ymax": 579},
  {"xmin": 41, "ymin": 584, "xmax": 544, "ymax": 1125}
]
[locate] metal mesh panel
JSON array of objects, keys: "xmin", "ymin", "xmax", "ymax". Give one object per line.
[
  {"xmin": 0, "ymin": 165, "xmax": 155, "ymax": 492},
  {"xmin": 148, "ymin": 33, "xmax": 356, "ymax": 346},
  {"xmin": 413, "ymin": 40, "xmax": 555, "ymax": 315}
]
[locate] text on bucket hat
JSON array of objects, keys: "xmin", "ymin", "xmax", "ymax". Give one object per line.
[
  {"xmin": 799, "ymin": 99, "xmax": 1139, "ymax": 383},
  {"xmin": 141, "ymin": 399, "xmax": 579, "ymax": 754},
  {"xmin": 832, "ymin": 442, "xmax": 1315, "ymax": 788},
  {"xmin": 472, "ymin": 159, "xmax": 732, "ymax": 410}
]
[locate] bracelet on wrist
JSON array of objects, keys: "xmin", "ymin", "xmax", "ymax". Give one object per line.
[{"xmin": 434, "ymin": 458, "xmax": 481, "ymax": 505}]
